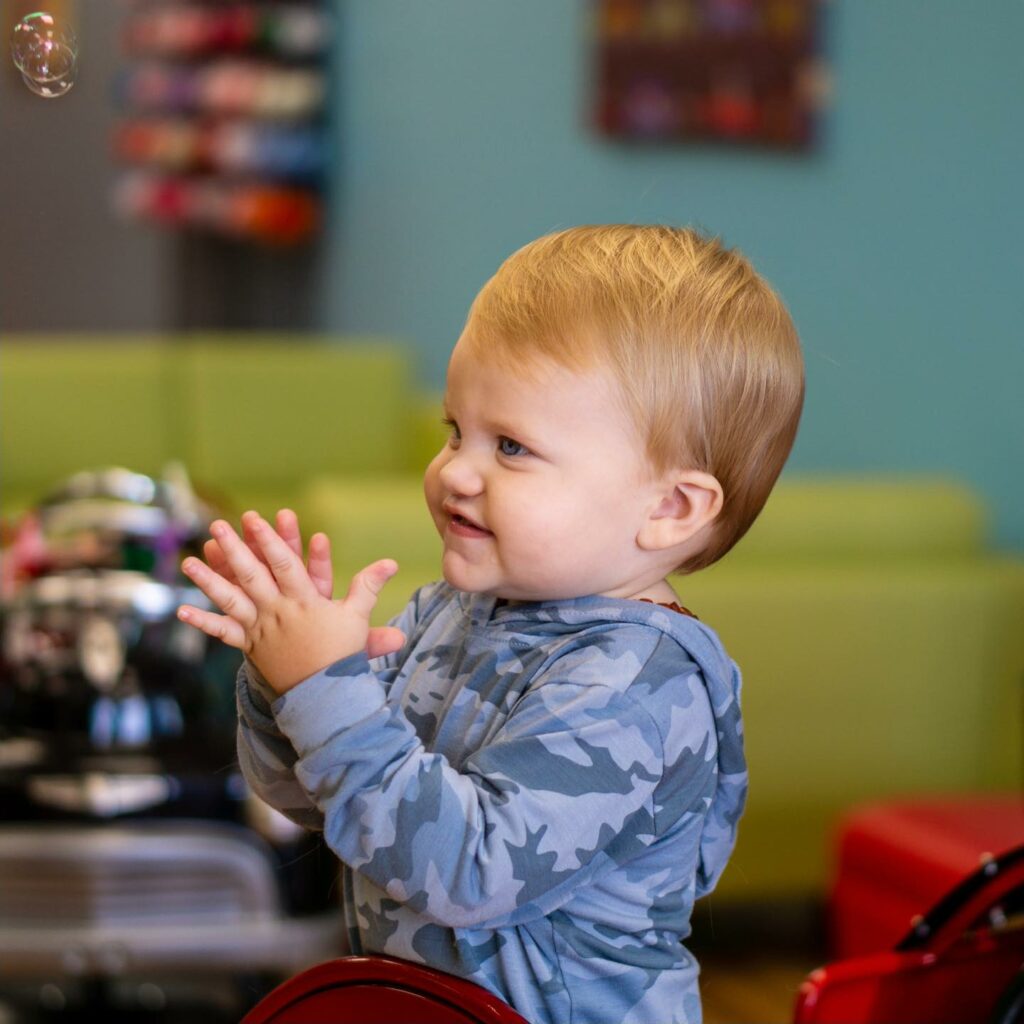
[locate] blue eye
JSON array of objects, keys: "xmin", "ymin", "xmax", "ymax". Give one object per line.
[{"xmin": 498, "ymin": 436, "xmax": 529, "ymax": 457}]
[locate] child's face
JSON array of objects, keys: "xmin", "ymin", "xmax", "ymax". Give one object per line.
[{"xmin": 424, "ymin": 335, "xmax": 665, "ymax": 602}]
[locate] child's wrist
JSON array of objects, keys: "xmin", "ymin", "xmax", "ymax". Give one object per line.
[{"xmin": 253, "ymin": 644, "xmax": 369, "ymax": 696}]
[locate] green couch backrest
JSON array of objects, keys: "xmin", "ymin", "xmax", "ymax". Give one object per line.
[
  {"xmin": 1, "ymin": 336, "xmax": 178, "ymax": 491},
  {"xmin": 1, "ymin": 334, "xmax": 418, "ymax": 511},
  {"xmin": 727, "ymin": 475, "xmax": 988, "ymax": 564},
  {"xmin": 173, "ymin": 336, "xmax": 414, "ymax": 488}
]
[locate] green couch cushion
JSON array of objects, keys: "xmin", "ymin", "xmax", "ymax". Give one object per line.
[
  {"xmin": 175, "ymin": 336, "xmax": 416, "ymax": 491},
  {"xmin": 192, "ymin": 484, "xmax": 312, "ymax": 526},
  {"xmin": 301, "ymin": 475, "xmax": 440, "ymax": 623},
  {"xmin": 686, "ymin": 560, "xmax": 1024, "ymax": 799},
  {"xmin": 685, "ymin": 557, "xmax": 1024, "ymax": 897},
  {"xmin": 0, "ymin": 336, "xmax": 176, "ymax": 500},
  {"xmin": 302, "ymin": 476, "xmax": 437, "ymax": 567}
]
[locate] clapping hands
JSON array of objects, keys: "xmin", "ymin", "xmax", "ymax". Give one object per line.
[{"xmin": 177, "ymin": 509, "xmax": 405, "ymax": 694}]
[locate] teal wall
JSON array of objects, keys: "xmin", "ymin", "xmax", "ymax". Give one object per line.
[{"xmin": 321, "ymin": 1, "xmax": 1024, "ymax": 550}]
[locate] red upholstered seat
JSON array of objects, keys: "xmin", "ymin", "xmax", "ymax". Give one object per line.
[
  {"xmin": 241, "ymin": 954, "xmax": 530, "ymax": 1024},
  {"xmin": 830, "ymin": 797, "xmax": 1024, "ymax": 957}
]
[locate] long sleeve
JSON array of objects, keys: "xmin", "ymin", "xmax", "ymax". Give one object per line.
[
  {"xmin": 235, "ymin": 586, "xmax": 431, "ymax": 827},
  {"xmin": 236, "ymin": 657, "xmax": 325, "ymax": 829},
  {"xmin": 272, "ymin": 637, "xmax": 718, "ymax": 931}
]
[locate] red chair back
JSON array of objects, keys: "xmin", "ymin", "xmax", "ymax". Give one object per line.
[
  {"xmin": 241, "ymin": 954, "xmax": 530, "ymax": 1024},
  {"xmin": 794, "ymin": 845, "xmax": 1024, "ymax": 1023}
]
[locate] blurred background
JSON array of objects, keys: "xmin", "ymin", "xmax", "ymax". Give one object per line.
[{"xmin": 1, "ymin": 2, "xmax": 1022, "ymax": 1022}]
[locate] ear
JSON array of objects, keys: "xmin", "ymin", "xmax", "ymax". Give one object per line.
[{"xmin": 637, "ymin": 471, "xmax": 724, "ymax": 553}]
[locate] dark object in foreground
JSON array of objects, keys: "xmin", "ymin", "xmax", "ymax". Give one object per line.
[{"xmin": 0, "ymin": 468, "xmax": 343, "ymax": 1021}]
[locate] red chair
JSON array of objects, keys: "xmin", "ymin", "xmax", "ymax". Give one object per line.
[
  {"xmin": 794, "ymin": 844, "xmax": 1024, "ymax": 1023},
  {"xmin": 830, "ymin": 797, "xmax": 1024, "ymax": 957},
  {"xmin": 241, "ymin": 954, "xmax": 530, "ymax": 1024}
]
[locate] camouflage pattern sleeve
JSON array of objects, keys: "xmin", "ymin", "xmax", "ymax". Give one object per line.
[
  {"xmin": 272, "ymin": 644, "xmax": 692, "ymax": 930},
  {"xmin": 235, "ymin": 587, "xmax": 431, "ymax": 830},
  {"xmin": 236, "ymin": 658, "xmax": 325, "ymax": 830}
]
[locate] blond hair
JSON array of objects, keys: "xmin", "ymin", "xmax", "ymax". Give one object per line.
[{"xmin": 463, "ymin": 225, "xmax": 805, "ymax": 572}]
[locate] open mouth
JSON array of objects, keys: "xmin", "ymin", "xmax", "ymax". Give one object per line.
[{"xmin": 447, "ymin": 512, "xmax": 492, "ymax": 537}]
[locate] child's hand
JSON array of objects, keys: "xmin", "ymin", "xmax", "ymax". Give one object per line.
[
  {"xmin": 203, "ymin": 508, "xmax": 334, "ymax": 599},
  {"xmin": 177, "ymin": 515, "xmax": 405, "ymax": 694}
]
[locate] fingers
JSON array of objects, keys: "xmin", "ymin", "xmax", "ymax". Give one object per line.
[
  {"xmin": 342, "ymin": 559, "xmax": 398, "ymax": 621},
  {"xmin": 270, "ymin": 508, "xmax": 333, "ymax": 599},
  {"xmin": 240, "ymin": 511, "xmax": 268, "ymax": 556},
  {"xmin": 366, "ymin": 625, "xmax": 406, "ymax": 660},
  {"xmin": 203, "ymin": 538, "xmax": 234, "ymax": 582},
  {"xmin": 204, "ymin": 515, "xmax": 268, "ymax": 584},
  {"xmin": 176, "ymin": 603, "xmax": 247, "ymax": 649},
  {"xmin": 246, "ymin": 516, "xmax": 319, "ymax": 599},
  {"xmin": 181, "ymin": 555, "xmax": 258, "ymax": 628},
  {"xmin": 306, "ymin": 531, "xmax": 334, "ymax": 599},
  {"xmin": 272, "ymin": 508, "xmax": 303, "ymax": 559},
  {"xmin": 204, "ymin": 511, "xmax": 332, "ymax": 598},
  {"xmin": 207, "ymin": 519, "xmax": 282, "ymax": 605},
  {"xmin": 207, "ymin": 510, "xmax": 299, "ymax": 583}
]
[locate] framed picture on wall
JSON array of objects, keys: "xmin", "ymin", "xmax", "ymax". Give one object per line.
[{"xmin": 592, "ymin": 0, "xmax": 828, "ymax": 149}]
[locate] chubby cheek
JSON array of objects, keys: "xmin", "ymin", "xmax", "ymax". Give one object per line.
[
  {"xmin": 523, "ymin": 488, "xmax": 623, "ymax": 559},
  {"xmin": 497, "ymin": 507, "xmax": 599, "ymax": 598},
  {"xmin": 499, "ymin": 488, "xmax": 576, "ymax": 560}
]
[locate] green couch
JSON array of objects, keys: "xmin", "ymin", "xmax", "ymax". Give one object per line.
[
  {"xmin": 0, "ymin": 334, "xmax": 435, "ymax": 518},
  {"xmin": 4, "ymin": 335, "xmax": 1022, "ymax": 903}
]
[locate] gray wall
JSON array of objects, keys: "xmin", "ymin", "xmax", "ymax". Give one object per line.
[
  {"xmin": 1, "ymin": 1, "xmax": 170, "ymax": 332},
  {"xmin": 0, "ymin": 2, "xmax": 318, "ymax": 332}
]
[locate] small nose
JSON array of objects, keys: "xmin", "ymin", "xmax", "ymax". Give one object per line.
[{"xmin": 438, "ymin": 448, "xmax": 484, "ymax": 496}]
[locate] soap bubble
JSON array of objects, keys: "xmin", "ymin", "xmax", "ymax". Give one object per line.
[
  {"xmin": 20, "ymin": 67, "xmax": 76, "ymax": 98},
  {"xmin": 10, "ymin": 11, "xmax": 78, "ymax": 98}
]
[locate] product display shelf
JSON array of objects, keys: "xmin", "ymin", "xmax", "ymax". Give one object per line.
[{"xmin": 112, "ymin": 1, "xmax": 333, "ymax": 245}]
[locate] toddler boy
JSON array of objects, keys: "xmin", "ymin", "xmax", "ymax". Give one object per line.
[{"xmin": 178, "ymin": 225, "xmax": 804, "ymax": 1023}]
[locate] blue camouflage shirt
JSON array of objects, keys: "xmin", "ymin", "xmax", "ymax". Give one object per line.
[{"xmin": 237, "ymin": 581, "xmax": 747, "ymax": 1024}]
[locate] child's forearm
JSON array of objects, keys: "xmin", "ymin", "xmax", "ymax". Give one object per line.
[
  {"xmin": 236, "ymin": 660, "xmax": 325, "ymax": 831},
  {"xmin": 233, "ymin": 583, "xmax": 430, "ymax": 829}
]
